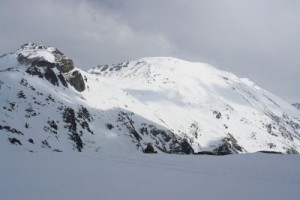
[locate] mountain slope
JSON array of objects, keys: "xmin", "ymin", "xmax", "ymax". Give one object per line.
[{"xmin": 1, "ymin": 43, "xmax": 300, "ymax": 154}]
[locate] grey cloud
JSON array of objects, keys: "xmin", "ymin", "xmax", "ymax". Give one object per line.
[
  {"xmin": 0, "ymin": 0, "xmax": 175, "ymax": 66},
  {"xmin": 0, "ymin": 0, "xmax": 299, "ymax": 102}
]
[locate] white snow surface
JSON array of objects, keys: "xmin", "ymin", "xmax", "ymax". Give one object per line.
[
  {"xmin": 0, "ymin": 44, "xmax": 300, "ymax": 154},
  {"xmin": 0, "ymin": 152, "xmax": 299, "ymax": 200}
]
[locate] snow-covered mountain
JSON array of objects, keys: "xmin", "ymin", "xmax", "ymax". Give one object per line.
[
  {"xmin": 1, "ymin": 43, "xmax": 300, "ymax": 154},
  {"xmin": 292, "ymin": 103, "xmax": 300, "ymax": 110}
]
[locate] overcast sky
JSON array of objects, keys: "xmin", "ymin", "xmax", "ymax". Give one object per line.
[{"xmin": 0, "ymin": 0, "xmax": 299, "ymax": 103}]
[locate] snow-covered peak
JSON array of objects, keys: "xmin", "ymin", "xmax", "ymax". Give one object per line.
[
  {"xmin": 0, "ymin": 43, "xmax": 85, "ymax": 92},
  {"xmin": 0, "ymin": 43, "xmax": 75, "ymax": 74},
  {"xmin": 88, "ymin": 56, "xmax": 297, "ymax": 115},
  {"xmin": 89, "ymin": 57, "xmax": 223, "ymax": 81},
  {"xmin": 87, "ymin": 56, "xmax": 300, "ymax": 154},
  {"xmin": 15, "ymin": 43, "xmax": 61, "ymax": 63},
  {"xmin": 1, "ymin": 43, "xmax": 300, "ymax": 154}
]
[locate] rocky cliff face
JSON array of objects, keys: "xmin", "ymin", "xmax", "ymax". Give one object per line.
[
  {"xmin": 0, "ymin": 43, "xmax": 300, "ymax": 154},
  {"xmin": 17, "ymin": 43, "xmax": 85, "ymax": 92}
]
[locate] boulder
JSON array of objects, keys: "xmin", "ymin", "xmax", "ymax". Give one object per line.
[{"xmin": 144, "ymin": 143, "xmax": 157, "ymax": 153}]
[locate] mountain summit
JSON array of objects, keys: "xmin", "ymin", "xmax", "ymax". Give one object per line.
[{"xmin": 0, "ymin": 43, "xmax": 299, "ymax": 154}]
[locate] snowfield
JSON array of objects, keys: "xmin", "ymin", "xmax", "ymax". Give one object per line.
[{"xmin": 1, "ymin": 152, "xmax": 299, "ymax": 200}]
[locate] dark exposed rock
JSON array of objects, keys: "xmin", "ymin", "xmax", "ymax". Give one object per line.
[
  {"xmin": 78, "ymin": 120, "xmax": 93, "ymax": 134},
  {"xmin": 213, "ymin": 133, "xmax": 245, "ymax": 155},
  {"xmin": 0, "ymin": 80, "xmax": 4, "ymax": 89},
  {"xmin": 8, "ymin": 102, "xmax": 16, "ymax": 110},
  {"xmin": 47, "ymin": 120, "xmax": 58, "ymax": 130},
  {"xmin": 28, "ymin": 138, "xmax": 34, "ymax": 144},
  {"xmin": 56, "ymin": 55, "xmax": 74, "ymax": 73},
  {"xmin": 53, "ymin": 149, "xmax": 63, "ymax": 152},
  {"xmin": 213, "ymin": 110, "xmax": 222, "ymax": 119},
  {"xmin": 52, "ymin": 48, "xmax": 63, "ymax": 55},
  {"xmin": 143, "ymin": 143, "xmax": 157, "ymax": 153},
  {"xmin": 149, "ymin": 127, "xmax": 172, "ymax": 142},
  {"xmin": 17, "ymin": 53, "xmax": 27, "ymax": 64},
  {"xmin": 0, "ymin": 125, "xmax": 23, "ymax": 135},
  {"xmin": 286, "ymin": 148, "xmax": 299, "ymax": 154},
  {"xmin": 30, "ymin": 86, "xmax": 36, "ymax": 91},
  {"xmin": 194, "ymin": 151, "xmax": 216, "ymax": 155},
  {"xmin": 57, "ymin": 73, "xmax": 68, "ymax": 87},
  {"xmin": 63, "ymin": 107, "xmax": 77, "ymax": 132},
  {"xmin": 62, "ymin": 106, "xmax": 91, "ymax": 151},
  {"xmin": 77, "ymin": 106, "xmax": 93, "ymax": 134},
  {"xmin": 18, "ymin": 44, "xmax": 83, "ymax": 92},
  {"xmin": 18, "ymin": 44, "xmax": 74, "ymax": 76},
  {"xmin": 41, "ymin": 140, "xmax": 51, "ymax": 148},
  {"xmin": 77, "ymin": 106, "xmax": 92, "ymax": 122},
  {"xmin": 69, "ymin": 132, "xmax": 83, "ymax": 152},
  {"xmin": 8, "ymin": 137, "xmax": 22, "ymax": 145},
  {"xmin": 18, "ymin": 51, "xmax": 56, "ymax": 69},
  {"xmin": 0, "ymin": 53, "xmax": 7, "ymax": 59},
  {"xmin": 17, "ymin": 91, "xmax": 26, "ymax": 99},
  {"xmin": 67, "ymin": 70, "xmax": 85, "ymax": 92},
  {"xmin": 106, "ymin": 123, "xmax": 114, "ymax": 130},
  {"xmin": 44, "ymin": 68, "xmax": 59, "ymax": 86},
  {"xmin": 267, "ymin": 143, "xmax": 276, "ymax": 149},
  {"xmin": 25, "ymin": 106, "xmax": 37, "ymax": 118},
  {"xmin": 20, "ymin": 79, "xmax": 28, "ymax": 87},
  {"xmin": 140, "ymin": 123, "xmax": 195, "ymax": 154},
  {"xmin": 26, "ymin": 66, "xmax": 44, "ymax": 78},
  {"xmin": 32, "ymin": 59, "xmax": 56, "ymax": 68},
  {"xmin": 100, "ymin": 65, "xmax": 108, "ymax": 72},
  {"xmin": 117, "ymin": 111, "xmax": 142, "ymax": 142},
  {"xmin": 258, "ymin": 151, "xmax": 283, "ymax": 154},
  {"xmin": 45, "ymin": 95, "xmax": 55, "ymax": 102},
  {"xmin": 179, "ymin": 139, "xmax": 194, "ymax": 154},
  {"xmin": 213, "ymin": 141, "xmax": 233, "ymax": 155}
]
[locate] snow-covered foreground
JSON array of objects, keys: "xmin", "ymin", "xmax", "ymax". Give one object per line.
[{"xmin": 1, "ymin": 153, "xmax": 299, "ymax": 200}]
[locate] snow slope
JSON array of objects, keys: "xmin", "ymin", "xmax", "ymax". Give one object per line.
[
  {"xmin": 1, "ymin": 152, "xmax": 299, "ymax": 200},
  {"xmin": 1, "ymin": 43, "xmax": 300, "ymax": 154},
  {"xmin": 88, "ymin": 57, "xmax": 300, "ymax": 154}
]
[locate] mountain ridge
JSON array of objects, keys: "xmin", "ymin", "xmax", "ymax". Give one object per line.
[
  {"xmin": 292, "ymin": 103, "xmax": 300, "ymax": 110},
  {"xmin": 0, "ymin": 43, "xmax": 299, "ymax": 154}
]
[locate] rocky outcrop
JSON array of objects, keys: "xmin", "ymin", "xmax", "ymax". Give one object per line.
[
  {"xmin": 32, "ymin": 59, "xmax": 56, "ymax": 68},
  {"xmin": 55, "ymin": 54, "xmax": 74, "ymax": 73},
  {"xmin": 143, "ymin": 143, "xmax": 157, "ymax": 153},
  {"xmin": 44, "ymin": 68, "xmax": 59, "ymax": 86},
  {"xmin": 67, "ymin": 70, "xmax": 85, "ymax": 92},
  {"xmin": 213, "ymin": 133, "xmax": 246, "ymax": 155},
  {"xmin": 17, "ymin": 43, "xmax": 85, "ymax": 92}
]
